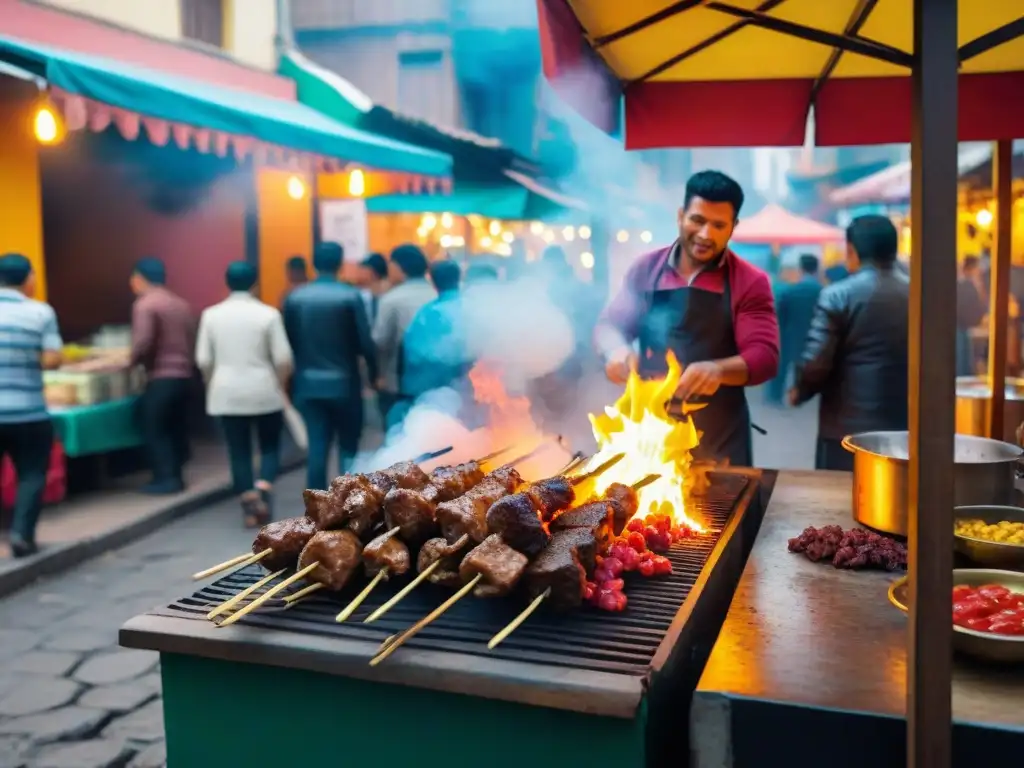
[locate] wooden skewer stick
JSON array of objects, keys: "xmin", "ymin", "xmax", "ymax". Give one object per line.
[
  {"xmin": 631, "ymin": 473, "xmax": 661, "ymax": 491},
  {"xmin": 369, "ymin": 573, "xmax": 483, "ymax": 666},
  {"xmin": 217, "ymin": 562, "xmax": 319, "ymax": 627},
  {"xmin": 474, "ymin": 444, "xmax": 514, "ymax": 464},
  {"xmin": 192, "ymin": 548, "xmax": 270, "ymax": 581},
  {"xmin": 336, "ymin": 569, "xmax": 387, "ymax": 622},
  {"xmin": 557, "ymin": 451, "xmax": 586, "ymax": 476},
  {"xmin": 488, "ymin": 587, "xmax": 551, "ymax": 650},
  {"xmin": 363, "ymin": 561, "xmax": 440, "ymax": 624},
  {"xmin": 569, "ymin": 452, "xmax": 626, "ymax": 486},
  {"xmin": 206, "ymin": 569, "xmax": 286, "ymax": 620},
  {"xmin": 412, "ymin": 445, "xmax": 454, "ymax": 463},
  {"xmin": 283, "ymin": 582, "xmax": 325, "ymax": 604}
]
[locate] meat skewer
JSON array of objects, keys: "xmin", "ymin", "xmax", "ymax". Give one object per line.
[
  {"xmin": 193, "ymin": 445, "xmax": 501, "ymax": 585},
  {"xmin": 362, "ymin": 453, "xmax": 609, "ymax": 624},
  {"xmin": 335, "ymin": 527, "xmax": 411, "ymax": 622},
  {"xmin": 488, "ymin": 476, "xmax": 658, "ymax": 648}
]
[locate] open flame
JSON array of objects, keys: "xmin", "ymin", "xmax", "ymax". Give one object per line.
[{"xmin": 584, "ymin": 352, "xmax": 706, "ymax": 531}]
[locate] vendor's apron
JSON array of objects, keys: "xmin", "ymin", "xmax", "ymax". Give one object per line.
[{"xmin": 637, "ymin": 258, "xmax": 753, "ymax": 467}]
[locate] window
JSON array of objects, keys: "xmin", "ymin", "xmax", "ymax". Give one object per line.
[
  {"xmin": 181, "ymin": 0, "xmax": 225, "ymax": 48},
  {"xmin": 397, "ymin": 50, "xmax": 447, "ymax": 125}
]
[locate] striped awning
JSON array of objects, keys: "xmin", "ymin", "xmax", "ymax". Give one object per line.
[{"xmin": 538, "ymin": 0, "xmax": 1024, "ymax": 147}]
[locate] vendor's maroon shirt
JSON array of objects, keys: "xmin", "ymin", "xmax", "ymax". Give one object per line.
[{"xmin": 596, "ymin": 244, "xmax": 780, "ymax": 385}]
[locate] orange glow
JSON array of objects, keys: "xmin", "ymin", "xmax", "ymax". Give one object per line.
[{"xmin": 584, "ymin": 352, "xmax": 705, "ymax": 531}]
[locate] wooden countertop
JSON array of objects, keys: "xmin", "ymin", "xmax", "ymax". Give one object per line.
[{"xmin": 693, "ymin": 470, "xmax": 1024, "ymax": 736}]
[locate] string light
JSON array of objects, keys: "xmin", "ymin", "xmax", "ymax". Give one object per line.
[
  {"xmin": 422, "ymin": 214, "xmax": 438, "ymax": 230},
  {"xmin": 578, "ymin": 225, "xmax": 592, "ymax": 239},
  {"xmin": 975, "ymin": 209, "xmax": 993, "ymax": 228},
  {"xmin": 441, "ymin": 212, "xmax": 454, "ymax": 229},
  {"xmin": 33, "ymin": 106, "xmax": 60, "ymax": 144},
  {"xmin": 542, "ymin": 230, "xmax": 555, "ymax": 243},
  {"xmin": 580, "ymin": 251, "xmax": 595, "ymax": 269},
  {"xmin": 529, "ymin": 221, "xmax": 545, "ymax": 235},
  {"xmin": 562, "ymin": 226, "xmax": 575, "ymax": 241},
  {"xmin": 501, "ymin": 231, "xmax": 514, "ymax": 244},
  {"xmin": 640, "ymin": 230, "xmax": 653, "ymax": 243},
  {"xmin": 616, "ymin": 230, "xmax": 629, "ymax": 243},
  {"xmin": 286, "ymin": 175, "xmax": 306, "ymax": 200},
  {"xmin": 348, "ymin": 168, "xmax": 365, "ymax": 197},
  {"xmin": 489, "ymin": 220, "xmax": 502, "ymax": 236},
  {"xmin": 480, "ymin": 236, "xmax": 493, "ymax": 248},
  {"xmin": 440, "ymin": 234, "xmax": 453, "ymax": 248}
]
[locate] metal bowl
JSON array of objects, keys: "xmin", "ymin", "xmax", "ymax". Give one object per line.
[
  {"xmin": 888, "ymin": 569, "xmax": 1024, "ymax": 663},
  {"xmin": 954, "ymin": 505, "xmax": 1024, "ymax": 570}
]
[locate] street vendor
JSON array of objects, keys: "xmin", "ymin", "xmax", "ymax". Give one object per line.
[{"xmin": 594, "ymin": 170, "xmax": 780, "ymax": 467}]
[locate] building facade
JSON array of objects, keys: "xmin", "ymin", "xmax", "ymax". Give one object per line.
[{"xmin": 33, "ymin": 0, "xmax": 279, "ymax": 71}]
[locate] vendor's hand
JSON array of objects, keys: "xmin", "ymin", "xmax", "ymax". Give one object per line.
[
  {"xmin": 604, "ymin": 349, "xmax": 638, "ymax": 385},
  {"xmin": 675, "ymin": 361, "xmax": 723, "ymax": 400}
]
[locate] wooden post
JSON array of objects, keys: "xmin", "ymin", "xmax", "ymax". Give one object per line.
[
  {"xmin": 907, "ymin": 0, "xmax": 957, "ymax": 766},
  {"xmin": 987, "ymin": 140, "xmax": 1013, "ymax": 440}
]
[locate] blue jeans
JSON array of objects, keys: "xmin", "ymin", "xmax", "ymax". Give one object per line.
[
  {"xmin": 0, "ymin": 419, "xmax": 53, "ymax": 543},
  {"xmin": 298, "ymin": 397, "xmax": 363, "ymax": 490},
  {"xmin": 220, "ymin": 412, "xmax": 283, "ymax": 495}
]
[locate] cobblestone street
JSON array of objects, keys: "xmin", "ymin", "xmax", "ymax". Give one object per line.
[{"xmin": 0, "ymin": 392, "xmax": 817, "ymax": 768}]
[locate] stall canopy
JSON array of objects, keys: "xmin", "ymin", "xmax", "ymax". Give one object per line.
[
  {"xmin": 537, "ymin": 0, "xmax": 1024, "ymax": 147},
  {"xmin": 0, "ymin": 35, "xmax": 451, "ymax": 177},
  {"xmin": 829, "ymin": 144, "xmax": 998, "ymax": 206},
  {"xmin": 280, "ymin": 49, "xmax": 582, "ymax": 217},
  {"xmin": 732, "ymin": 203, "xmax": 844, "ymax": 245}
]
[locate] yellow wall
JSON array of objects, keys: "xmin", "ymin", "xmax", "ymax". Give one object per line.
[
  {"xmin": 0, "ymin": 87, "xmax": 47, "ymax": 300},
  {"xmin": 42, "ymin": 0, "xmax": 181, "ymax": 41},
  {"xmin": 256, "ymin": 168, "xmax": 312, "ymax": 307}
]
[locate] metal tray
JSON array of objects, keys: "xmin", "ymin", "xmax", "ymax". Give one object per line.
[{"xmin": 954, "ymin": 505, "xmax": 1024, "ymax": 570}]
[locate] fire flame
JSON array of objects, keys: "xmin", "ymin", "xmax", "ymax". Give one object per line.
[{"xmin": 584, "ymin": 352, "xmax": 706, "ymax": 531}]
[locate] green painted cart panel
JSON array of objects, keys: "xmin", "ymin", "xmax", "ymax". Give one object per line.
[{"xmin": 161, "ymin": 653, "xmax": 647, "ymax": 768}]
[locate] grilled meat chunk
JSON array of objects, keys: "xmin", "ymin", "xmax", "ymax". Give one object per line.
[
  {"xmin": 417, "ymin": 534, "xmax": 471, "ymax": 587},
  {"xmin": 524, "ymin": 529, "xmax": 596, "ymax": 611},
  {"xmin": 297, "ymin": 530, "xmax": 363, "ymax": 591},
  {"xmin": 459, "ymin": 534, "xmax": 529, "ymax": 598},
  {"xmin": 302, "ymin": 489, "xmax": 332, "ymax": 527},
  {"xmin": 436, "ymin": 466, "xmax": 523, "ymax": 545},
  {"xmin": 381, "ymin": 461, "xmax": 430, "ymax": 490},
  {"xmin": 382, "ymin": 487, "xmax": 439, "ymax": 546},
  {"xmin": 363, "ymin": 470, "xmax": 399, "ymax": 495},
  {"xmin": 429, "ymin": 461, "xmax": 485, "ymax": 501},
  {"xmin": 339, "ymin": 482, "xmax": 388, "ymax": 536},
  {"xmin": 302, "ymin": 475, "xmax": 387, "ymax": 532},
  {"xmin": 362, "ymin": 528, "xmax": 411, "ymax": 579},
  {"xmin": 525, "ymin": 476, "xmax": 576, "ymax": 522},
  {"xmin": 550, "ymin": 501, "xmax": 615, "ymax": 549},
  {"xmin": 485, "ymin": 493, "xmax": 550, "ymax": 557},
  {"xmin": 603, "ymin": 482, "xmax": 641, "ymax": 535},
  {"xmin": 252, "ymin": 516, "xmax": 317, "ymax": 571}
]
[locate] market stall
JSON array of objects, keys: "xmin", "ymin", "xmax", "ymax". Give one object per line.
[
  {"xmin": 536, "ymin": 0, "xmax": 1024, "ymax": 766},
  {"xmin": 729, "ymin": 203, "xmax": 845, "ymax": 276}
]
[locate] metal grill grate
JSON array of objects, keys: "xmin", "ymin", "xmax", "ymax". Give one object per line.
[{"xmin": 155, "ymin": 473, "xmax": 749, "ymax": 676}]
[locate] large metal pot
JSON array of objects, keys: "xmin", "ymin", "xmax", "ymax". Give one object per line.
[
  {"xmin": 955, "ymin": 376, "xmax": 1024, "ymax": 445},
  {"xmin": 841, "ymin": 431, "xmax": 1022, "ymax": 537}
]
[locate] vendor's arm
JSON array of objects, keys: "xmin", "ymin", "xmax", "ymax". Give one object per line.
[
  {"xmin": 792, "ymin": 288, "xmax": 843, "ymax": 403},
  {"xmin": 129, "ymin": 299, "xmax": 156, "ymax": 369},
  {"xmin": 39, "ymin": 304, "xmax": 63, "ymax": 370},
  {"xmin": 594, "ymin": 259, "xmax": 649, "ymax": 381}
]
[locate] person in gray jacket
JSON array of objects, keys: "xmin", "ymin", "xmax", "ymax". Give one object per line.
[
  {"xmin": 373, "ymin": 244, "xmax": 436, "ymax": 430},
  {"xmin": 284, "ymin": 242, "xmax": 376, "ymax": 489}
]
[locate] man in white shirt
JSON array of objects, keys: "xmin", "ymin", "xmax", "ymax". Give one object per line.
[{"xmin": 196, "ymin": 262, "xmax": 293, "ymax": 526}]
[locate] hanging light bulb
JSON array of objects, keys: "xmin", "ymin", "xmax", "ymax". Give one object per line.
[
  {"xmin": 34, "ymin": 106, "xmax": 60, "ymax": 144},
  {"xmin": 529, "ymin": 221, "xmax": 545, "ymax": 236},
  {"xmin": 616, "ymin": 230, "xmax": 629, "ymax": 243},
  {"xmin": 580, "ymin": 251, "xmax": 595, "ymax": 269},
  {"xmin": 422, "ymin": 213, "xmax": 438, "ymax": 230},
  {"xmin": 579, "ymin": 225, "xmax": 592, "ymax": 240},
  {"xmin": 286, "ymin": 175, "xmax": 306, "ymax": 200},
  {"xmin": 348, "ymin": 168, "xmax": 365, "ymax": 197},
  {"xmin": 480, "ymin": 236, "xmax": 493, "ymax": 248},
  {"xmin": 562, "ymin": 226, "xmax": 575, "ymax": 241},
  {"xmin": 501, "ymin": 231, "xmax": 514, "ymax": 244},
  {"xmin": 489, "ymin": 220, "xmax": 502, "ymax": 237},
  {"xmin": 640, "ymin": 230, "xmax": 653, "ymax": 243},
  {"xmin": 440, "ymin": 234, "xmax": 453, "ymax": 248},
  {"xmin": 441, "ymin": 212, "xmax": 454, "ymax": 229}
]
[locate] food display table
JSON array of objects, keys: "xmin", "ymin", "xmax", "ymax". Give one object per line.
[
  {"xmin": 48, "ymin": 397, "xmax": 143, "ymax": 458},
  {"xmin": 120, "ymin": 469, "xmax": 767, "ymax": 768},
  {"xmin": 691, "ymin": 470, "xmax": 1024, "ymax": 768}
]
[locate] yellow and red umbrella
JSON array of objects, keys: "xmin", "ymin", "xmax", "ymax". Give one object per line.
[{"xmin": 538, "ymin": 0, "xmax": 1024, "ymax": 146}]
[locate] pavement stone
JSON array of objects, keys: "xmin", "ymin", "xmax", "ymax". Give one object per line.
[
  {"xmin": 0, "ymin": 678, "xmax": 81, "ymax": 717},
  {"xmin": 0, "ymin": 735, "xmax": 29, "ymax": 768},
  {"xmin": 74, "ymin": 650, "xmax": 158, "ymax": 686},
  {"xmin": 79, "ymin": 679, "xmax": 159, "ymax": 714},
  {"xmin": 15, "ymin": 650, "xmax": 82, "ymax": 677},
  {"xmin": 0, "ymin": 705, "xmax": 109, "ymax": 744},
  {"xmin": 128, "ymin": 741, "xmax": 166, "ymax": 768},
  {"xmin": 41, "ymin": 630, "xmax": 117, "ymax": 654},
  {"xmin": 0, "ymin": 630, "xmax": 38, "ymax": 660},
  {"xmin": 30, "ymin": 738, "xmax": 134, "ymax": 768},
  {"xmin": 102, "ymin": 699, "xmax": 165, "ymax": 745}
]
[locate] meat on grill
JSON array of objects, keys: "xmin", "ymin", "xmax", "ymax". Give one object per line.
[
  {"xmin": 459, "ymin": 534, "xmax": 529, "ymax": 598},
  {"xmin": 301, "ymin": 460, "xmax": 432, "ymax": 532},
  {"xmin": 523, "ymin": 528, "xmax": 598, "ymax": 611},
  {"xmin": 550, "ymin": 501, "xmax": 615, "ymax": 549},
  {"xmin": 252, "ymin": 516, "xmax": 317, "ymax": 571},
  {"xmin": 362, "ymin": 527, "xmax": 411, "ymax": 579},
  {"xmin": 382, "ymin": 461, "xmax": 488, "ymax": 547},
  {"xmin": 602, "ymin": 482, "xmax": 641, "ymax": 534},
  {"xmin": 417, "ymin": 534, "xmax": 471, "ymax": 587},
  {"xmin": 525, "ymin": 475, "xmax": 576, "ymax": 522},
  {"xmin": 297, "ymin": 530, "xmax": 363, "ymax": 591},
  {"xmin": 484, "ymin": 476, "xmax": 577, "ymax": 556},
  {"xmin": 378, "ymin": 461, "xmax": 431, "ymax": 490},
  {"xmin": 436, "ymin": 465, "xmax": 523, "ymax": 545}
]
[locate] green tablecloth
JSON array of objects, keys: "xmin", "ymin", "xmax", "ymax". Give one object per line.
[{"xmin": 48, "ymin": 397, "xmax": 144, "ymax": 458}]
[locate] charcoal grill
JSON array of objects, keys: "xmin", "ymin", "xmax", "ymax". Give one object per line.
[{"xmin": 120, "ymin": 468, "xmax": 768, "ymax": 768}]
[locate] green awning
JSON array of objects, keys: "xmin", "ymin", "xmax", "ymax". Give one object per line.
[
  {"xmin": 366, "ymin": 170, "xmax": 585, "ymax": 221},
  {"xmin": 0, "ymin": 35, "xmax": 451, "ymax": 177}
]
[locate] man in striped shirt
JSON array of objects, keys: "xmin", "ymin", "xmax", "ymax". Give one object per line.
[{"xmin": 0, "ymin": 253, "xmax": 63, "ymax": 557}]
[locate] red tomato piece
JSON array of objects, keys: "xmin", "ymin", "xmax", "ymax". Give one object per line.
[
  {"xmin": 601, "ymin": 557, "xmax": 625, "ymax": 578},
  {"xmin": 963, "ymin": 616, "xmax": 993, "ymax": 631},
  {"xmin": 952, "ymin": 585, "xmax": 973, "ymax": 602},
  {"xmin": 653, "ymin": 516, "xmax": 672, "ymax": 535},
  {"xmin": 651, "ymin": 555, "xmax": 673, "ymax": 575},
  {"xmin": 627, "ymin": 532, "xmax": 648, "ymax": 552},
  {"xmin": 626, "ymin": 519, "xmax": 646, "ymax": 534},
  {"xmin": 638, "ymin": 560, "xmax": 656, "ymax": 577},
  {"xmin": 583, "ymin": 581, "xmax": 596, "ymax": 601},
  {"xmin": 597, "ymin": 589, "xmax": 626, "ymax": 612},
  {"xmin": 987, "ymin": 620, "xmax": 1024, "ymax": 636},
  {"xmin": 977, "ymin": 584, "xmax": 1011, "ymax": 601},
  {"xmin": 602, "ymin": 578, "xmax": 625, "ymax": 591},
  {"xmin": 646, "ymin": 532, "xmax": 672, "ymax": 553},
  {"xmin": 953, "ymin": 597, "xmax": 998, "ymax": 622}
]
